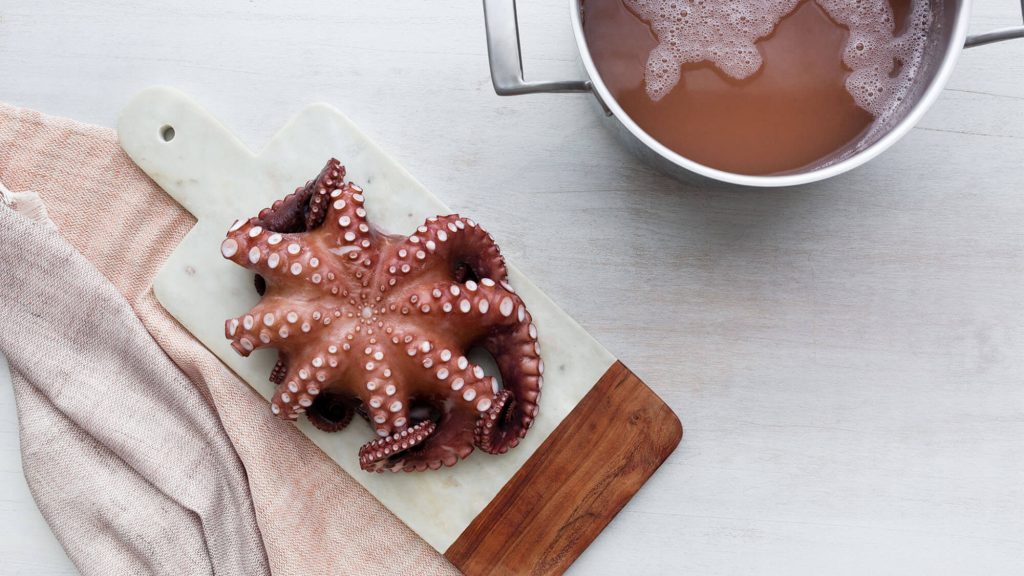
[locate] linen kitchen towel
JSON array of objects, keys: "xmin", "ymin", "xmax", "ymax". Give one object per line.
[
  {"xmin": 0, "ymin": 102, "xmax": 459, "ymax": 575},
  {"xmin": 0, "ymin": 199, "xmax": 270, "ymax": 576}
]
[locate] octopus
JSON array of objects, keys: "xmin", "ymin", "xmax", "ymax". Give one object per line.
[{"xmin": 219, "ymin": 159, "xmax": 544, "ymax": 472}]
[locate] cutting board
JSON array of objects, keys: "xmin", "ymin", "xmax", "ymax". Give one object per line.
[{"xmin": 118, "ymin": 87, "xmax": 681, "ymax": 575}]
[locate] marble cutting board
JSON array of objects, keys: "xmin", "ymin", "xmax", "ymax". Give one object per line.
[{"xmin": 118, "ymin": 86, "xmax": 681, "ymax": 575}]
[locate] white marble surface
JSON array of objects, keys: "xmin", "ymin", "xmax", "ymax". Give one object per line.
[
  {"xmin": 2, "ymin": 0, "xmax": 1024, "ymax": 574},
  {"xmin": 118, "ymin": 87, "xmax": 614, "ymax": 551}
]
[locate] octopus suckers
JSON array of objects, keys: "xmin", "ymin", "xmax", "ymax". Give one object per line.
[{"xmin": 221, "ymin": 238, "xmax": 239, "ymax": 258}]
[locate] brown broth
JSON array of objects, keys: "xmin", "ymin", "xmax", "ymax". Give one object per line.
[{"xmin": 581, "ymin": 0, "xmax": 912, "ymax": 175}]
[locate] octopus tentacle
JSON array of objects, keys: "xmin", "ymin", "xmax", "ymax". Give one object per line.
[
  {"xmin": 383, "ymin": 408, "xmax": 476, "ymax": 472},
  {"xmin": 380, "ymin": 334, "xmax": 497, "ymax": 470},
  {"xmin": 224, "ymin": 298, "xmax": 290, "ymax": 356},
  {"xmin": 402, "ymin": 280, "xmax": 542, "ymax": 446},
  {"xmin": 256, "ymin": 160, "xmax": 346, "ymax": 233},
  {"xmin": 321, "ymin": 182, "xmax": 374, "ymax": 252},
  {"xmin": 474, "ymin": 389, "xmax": 518, "ymax": 454},
  {"xmin": 359, "ymin": 419, "xmax": 437, "ymax": 472},
  {"xmin": 359, "ymin": 354, "xmax": 412, "ymax": 439},
  {"xmin": 269, "ymin": 354, "xmax": 334, "ymax": 420},
  {"xmin": 388, "ymin": 215, "xmax": 508, "ymax": 290},
  {"xmin": 221, "ymin": 219, "xmax": 333, "ymax": 290},
  {"xmin": 225, "ymin": 300, "xmax": 328, "ymax": 356},
  {"xmin": 304, "ymin": 180, "xmax": 333, "ymax": 231},
  {"xmin": 479, "ymin": 306, "xmax": 543, "ymax": 441},
  {"xmin": 398, "ymin": 278, "xmax": 521, "ymax": 337}
]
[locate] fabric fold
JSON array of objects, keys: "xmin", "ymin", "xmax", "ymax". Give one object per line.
[{"xmin": 0, "ymin": 204, "xmax": 270, "ymax": 576}]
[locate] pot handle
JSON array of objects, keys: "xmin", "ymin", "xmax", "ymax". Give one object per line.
[
  {"xmin": 483, "ymin": 0, "xmax": 591, "ymax": 95},
  {"xmin": 965, "ymin": 1, "xmax": 1024, "ymax": 47}
]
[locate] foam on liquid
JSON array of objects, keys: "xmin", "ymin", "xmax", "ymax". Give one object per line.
[{"xmin": 625, "ymin": 0, "xmax": 932, "ymax": 120}]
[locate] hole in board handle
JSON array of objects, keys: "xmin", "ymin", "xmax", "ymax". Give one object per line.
[{"xmin": 160, "ymin": 125, "xmax": 176, "ymax": 142}]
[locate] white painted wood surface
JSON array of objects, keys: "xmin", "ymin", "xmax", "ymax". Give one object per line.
[{"xmin": 1, "ymin": 0, "xmax": 1023, "ymax": 574}]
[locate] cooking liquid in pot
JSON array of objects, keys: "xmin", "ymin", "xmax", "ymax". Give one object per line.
[{"xmin": 581, "ymin": 0, "xmax": 931, "ymax": 175}]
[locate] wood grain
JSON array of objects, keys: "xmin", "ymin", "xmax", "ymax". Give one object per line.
[{"xmin": 445, "ymin": 362, "xmax": 682, "ymax": 575}]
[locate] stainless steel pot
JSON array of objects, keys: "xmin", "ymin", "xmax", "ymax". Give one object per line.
[{"xmin": 483, "ymin": 0, "xmax": 1024, "ymax": 187}]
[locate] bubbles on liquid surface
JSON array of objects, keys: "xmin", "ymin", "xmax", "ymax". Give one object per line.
[{"xmin": 624, "ymin": 0, "xmax": 932, "ymax": 122}]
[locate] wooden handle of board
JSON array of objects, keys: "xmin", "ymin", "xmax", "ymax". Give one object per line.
[{"xmin": 445, "ymin": 361, "xmax": 682, "ymax": 575}]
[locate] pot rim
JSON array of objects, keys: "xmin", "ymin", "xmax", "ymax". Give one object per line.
[{"xmin": 568, "ymin": 0, "xmax": 973, "ymax": 187}]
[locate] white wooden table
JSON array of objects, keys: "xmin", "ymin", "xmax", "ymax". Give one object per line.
[{"xmin": 2, "ymin": 1, "xmax": 1023, "ymax": 574}]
